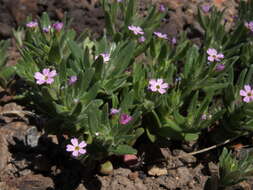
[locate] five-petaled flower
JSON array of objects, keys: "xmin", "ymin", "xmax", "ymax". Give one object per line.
[
  {"xmin": 34, "ymin": 68, "xmax": 57, "ymax": 85},
  {"xmin": 240, "ymin": 85, "xmax": 253, "ymax": 103},
  {"xmin": 26, "ymin": 21, "xmax": 38, "ymax": 28},
  {"xmin": 148, "ymin": 79, "xmax": 169, "ymax": 94},
  {"xmin": 206, "ymin": 48, "xmax": 224, "ymax": 62},
  {"xmin": 66, "ymin": 138, "xmax": 87, "ymax": 157},
  {"xmin": 120, "ymin": 114, "xmax": 133, "ymax": 125},
  {"xmin": 96, "ymin": 53, "xmax": 110, "ymax": 62},
  {"xmin": 154, "ymin": 32, "xmax": 168, "ymax": 39},
  {"xmin": 128, "ymin": 25, "xmax": 144, "ymax": 35}
]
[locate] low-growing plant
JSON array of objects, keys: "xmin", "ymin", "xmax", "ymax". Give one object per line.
[
  {"xmin": 219, "ymin": 147, "xmax": 253, "ymax": 188},
  {"xmin": 9, "ymin": 0, "xmax": 253, "ymax": 184},
  {"xmin": 0, "ymin": 40, "xmax": 15, "ymax": 89}
]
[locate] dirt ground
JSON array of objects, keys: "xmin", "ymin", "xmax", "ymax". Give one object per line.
[{"xmin": 0, "ymin": 0, "xmax": 250, "ymax": 190}]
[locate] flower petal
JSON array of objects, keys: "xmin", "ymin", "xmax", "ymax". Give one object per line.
[
  {"xmin": 157, "ymin": 79, "xmax": 164, "ymax": 85},
  {"xmin": 46, "ymin": 78, "xmax": 54, "ymax": 84},
  {"xmin": 161, "ymin": 83, "xmax": 169, "ymax": 89},
  {"xmin": 72, "ymin": 150, "xmax": 79, "ymax": 157},
  {"xmin": 149, "ymin": 79, "xmax": 157, "ymax": 85},
  {"xmin": 217, "ymin": 53, "xmax": 224, "ymax": 59},
  {"xmin": 78, "ymin": 148, "xmax": 86, "ymax": 154},
  {"xmin": 245, "ymin": 85, "xmax": 251, "ymax": 92},
  {"xmin": 42, "ymin": 68, "xmax": 50, "ymax": 75},
  {"xmin": 208, "ymin": 56, "xmax": 214, "ymax": 62},
  {"xmin": 48, "ymin": 70, "xmax": 57, "ymax": 77},
  {"xmin": 150, "ymin": 85, "xmax": 157, "ymax": 92},
  {"xmin": 240, "ymin": 90, "xmax": 247, "ymax": 96},
  {"xmin": 36, "ymin": 80, "xmax": 45, "ymax": 85},
  {"xmin": 79, "ymin": 141, "xmax": 87, "ymax": 148},
  {"xmin": 243, "ymin": 96, "xmax": 250, "ymax": 103},
  {"xmin": 71, "ymin": 138, "xmax": 79, "ymax": 146},
  {"xmin": 66, "ymin": 145, "xmax": 75, "ymax": 152},
  {"xmin": 207, "ymin": 48, "xmax": 217, "ymax": 56},
  {"xmin": 34, "ymin": 72, "xmax": 44, "ymax": 80},
  {"xmin": 158, "ymin": 88, "xmax": 166, "ymax": 94}
]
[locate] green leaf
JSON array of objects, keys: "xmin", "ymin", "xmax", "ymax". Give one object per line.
[
  {"xmin": 111, "ymin": 144, "xmax": 137, "ymax": 155},
  {"xmin": 48, "ymin": 39, "xmax": 61, "ymax": 64}
]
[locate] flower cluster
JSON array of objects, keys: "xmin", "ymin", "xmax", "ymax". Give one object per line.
[{"xmin": 26, "ymin": 21, "xmax": 63, "ymax": 32}]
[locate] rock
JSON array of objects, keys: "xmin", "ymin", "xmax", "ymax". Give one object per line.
[
  {"xmin": 48, "ymin": 134, "xmax": 59, "ymax": 145},
  {"xmin": 135, "ymin": 180, "xmax": 147, "ymax": 190},
  {"xmin": 0, "ymin": 182, "xmax": 18, "ymax": 190},
  {"xmin": 26, "ymin": 126, "xmax": 40, "ymax": 147},
  {"xmin": 75, "ymin": 183, "xmax": 86, "ymax": 190},
  {"xmin": 33, "ymin": 155, "xmax": 51, "ymax": 172},
  {"xmin": 0, "ymin": 23, "xmax": 12, "ymax": 37},
  {"xmin": 100, "ymin": 161, "xmax": 113, "ymax": 175},
  {"xmin": 15, "ymin": 174, "xmax": 54, "ymax": 190},
  {"xmin": 7, "ymin": 0, "xmax": 38, "ymax": 24},
  {"xmin": 0, "ymin": 134, "xmax": 10, "ymax": 172},
  {"xmin": 123, "ymin": 154, "xmax": 138, "ymax": 167},
  {"xmin": 148, "ymin": 165, "xmax": 168, "ymax": 176},
  {"xmin": 113, "ymin": 168, "xmax": 131, "ymax": 177},
  {"xmin": 128, "ymin": 172, "xmax": 139, "ymax": 181}
]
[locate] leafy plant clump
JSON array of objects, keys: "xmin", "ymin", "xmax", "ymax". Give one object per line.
[{"xmin": 5, "ymin": 0, "xmax": 253, "ymax": 186}]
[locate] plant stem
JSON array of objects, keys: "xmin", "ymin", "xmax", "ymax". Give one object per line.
[{"xmin": 179, "ymin": 135, "xmax": 243, "ymax": 158}]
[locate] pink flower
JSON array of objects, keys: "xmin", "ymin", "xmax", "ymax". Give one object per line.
[
  {"xmin": 201, "ymin": 114, "xmax": 207, "ymax": 120},
  {"xmin": 66, "ymin": 138, "xmax": 87, "ymax": 157},
  {"xmin": 34, "ymin": 68, "xmax": 57, "ymax": 85},
  {"xmin": 96, "ymin": 53, "xmax": 110, "ymax": 62},
  {"xmin": 154, "ymin": 32, "xmax": 168, "ymax": 39},
  {"xmin": 52, "ymin": 22, "xmax": 63, "ymax": 32},
  {"xmin": 26, "ymin": 21, "xmax": 38, "ymax": 28},
  {"xmin": 110, "ymin": 108, "xmax": 121, "ymax": 115},
  {"xmin": 240, "ymin": 85, "xmax": 253, "ymax": 103},
  {"xmin": 159, "ymin": 4, "xmax": 166, "ymax": 12},
  {"xmin": 138, "ymin": 36, "xmax": 146, "ymax": 43},
  {"xmin": 215, "ymin": 64, "xmax": 225, "ymax": 71},
  {"xmin": 68, "ymin": 76, "xmax": 77, "ymax": 85},
  {"xmin": 120, "ymin": 114, "xmax": 133, "ymax": 125},
  {"xmin": 43, "ymin": 26, "xmax": 51, "ymax": 33},
  {"xmin": 148, "ymin": 79, "xmax": 169, "ymax": 94},
  {"xmin": 171, "ymin": 37, "xmax": 177, "ymax": 44},
  {"xmin": 201, "ymin": 4, "xmax": 211, "ymax": 13},
  {"xmin": 128, "ymin": 25, "xmax": 144, "ymax": 35},
  {"xmin": 245, "ymin": 21, "xmax": 253, "ymax": 32},
  {"xmin": 207, "ymin": 48, "xmax": 224, "ymax": 62}
]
